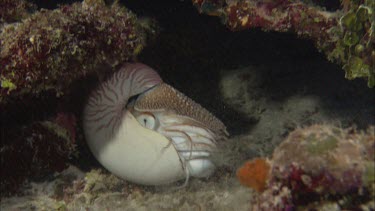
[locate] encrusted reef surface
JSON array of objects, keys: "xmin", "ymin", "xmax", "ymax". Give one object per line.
[
  {"xmin": 237, "ymin": 125, "xmax": 375, "ymax": 210},
  {"xmin": 0, "ymin": 0, "xmax": 146, "ymax": 197},
  {"xmin": 0, "ymin": 113, "xmax": 77, "ymax": 197},
  {"xmin": 0, "ymin": 0, "xmax": 145, "ymax": 103},
  {"xmin": 1, "ymin": 0, "xmax": 374, "ymax": 210},
  {"xmin": 0, "ymin": 167, "xmax": 251, "ymax": 210},
  {"xmin": 0, "ymin": 0, "xmax": 35, "ymax": 24},
  {"xmin": 192, "ymin": 0, "xmax": 375, "ymax": 87}
]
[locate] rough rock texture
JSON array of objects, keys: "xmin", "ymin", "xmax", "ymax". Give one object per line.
[
  {"xmin": 0, "ymin": 0, "xmax": 147, "ymax": 196},
  {"xmin": 0, "ymin": 113, "xmax": 77, "ymax": 197},
  {"xmin": 192, "ymin": 0, "xmax": 375, "ymax": 87},
  {"xmin": 0, "ymin": 0, "xmax": 145, "ymax": 103},
  {"xmin": 0, "ymin": 166, "xmax": 251, "ymax": 210},
  {"xmin": 0, "ymin": 0, "xmax": 35, "ymax": 24},
  {"xmin": 243, "ymin": 125, "xmax": 375, "ymax": 210}
]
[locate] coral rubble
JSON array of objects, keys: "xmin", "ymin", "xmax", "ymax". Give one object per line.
[
  {"xmin": 0, "ymin": 166, "xmax": 251, "ymax": 210},
  {"xmin": 237, "ymin": 125, "xmax": 375, "ymax": 210},
  {"xmin": 0, "ymin": 0, "xmax": 145, "ymax": 103},
  {"xmin": 192, "ymin": 0, "xmax": 375, "ymax": 87}
]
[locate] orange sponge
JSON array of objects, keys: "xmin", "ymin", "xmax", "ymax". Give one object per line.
[{"xmin": 236, "ymin": 158, "xmax": 270, "ymax": 192}]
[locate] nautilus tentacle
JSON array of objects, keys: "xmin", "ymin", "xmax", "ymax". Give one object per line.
[
  {"xmin": 131, "ymin": 83, "xmax": 228, "ymax": 183},
  {"xmin": 83, "ymin": 63, "xmax": 228, "ymax": 186}
]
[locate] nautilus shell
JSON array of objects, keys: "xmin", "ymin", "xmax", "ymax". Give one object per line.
[{"xmin": 83, "ymin": 63, "xmax": 228, "ymax": 186}]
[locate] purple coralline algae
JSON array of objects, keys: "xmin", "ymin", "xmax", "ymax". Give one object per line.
[
  {"xmin": 0, "ymin": 0, "xmax": 35, "ymax": 24},
  {"xmin": 0, "ymin": 0, "xmax": 145, "ymax": 103},
  {"xmin": 192, "ymin": 0, "xmax": 375, "ymax": 87},
  {"xmin": 0, "ymin": 0, "xmax": 147, "ymax": 197},
  {"xmin": 238, "ymin": 125, "xmax": 375, "ymax": 210}
]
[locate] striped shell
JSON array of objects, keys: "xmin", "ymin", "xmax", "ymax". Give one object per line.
[{"xmin": 83, "ymin": 63, "xmax": 228, "ymax": 186}]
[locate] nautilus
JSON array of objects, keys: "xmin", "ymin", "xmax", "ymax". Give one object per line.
[{"xmin": 83, "ymin": 63, "xmax": 228, "ymax": 186}]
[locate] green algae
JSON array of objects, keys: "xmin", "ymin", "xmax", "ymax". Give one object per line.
[
  {"xmin": 0, "ymin": 78, "xmax": 17, "ymax": 92},
  {"xmin": 363, "ymin": 162, "xmax": 375, "ymax": 187},
  {"xmin": 330, "ymin": 1, "xmax": 375, "ymax": 87},
  {"xmin": 306, "ymin": 134, "xmax": 338, "ymax": 155}
]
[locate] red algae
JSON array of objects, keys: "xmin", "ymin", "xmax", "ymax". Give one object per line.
[
  {"xmin": 192, "ymin": 0, "xmax": 375, "ymax": 87},
  {"xmin": 0, "ymin": 0, "xmax": 145, "ymax": 103},
  {"xmin": 250, "ymin": 125, "xmax": 375, "ymax": 210},
  {"xmin": 0, "ymin": 0, "xmax": 35, "ymax": 24}
]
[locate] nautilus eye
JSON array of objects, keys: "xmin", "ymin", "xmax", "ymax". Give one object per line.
[
  {"xmin": 136, "ymin": 113, "xmax": 157, "ymax": 130},
  {"xmin": 83, "ymin": 62, "xmax": 228, "ymax": 186}
]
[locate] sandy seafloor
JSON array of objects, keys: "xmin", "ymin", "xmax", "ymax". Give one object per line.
[{"xmin": 1, "ymin": 0, "xmax": 374, "ymax": 210}]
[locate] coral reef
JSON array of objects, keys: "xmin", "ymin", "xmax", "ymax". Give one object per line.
[
  {"xmin": 0, "ymin": 0, "xmax": 35, "ymax": 24},
  {"xmin": 0, "ymin": 0, "xmax": 153, "ymax": 198},
  {"xmin": 0, "ymin": 112, "xmax": 77, "ymax": 197},
  {"xmin": 192, "ymin": 0, "xmax": 375, "ymax": 87},
  {"xmin": 237, "ymin": 125, "xmax": 375, "ymax": 210},
  {"xmin": 330, "ymin": 0, "xmax": 375, "ymax": 87},
  {"xmin": 0, "ymin": 0, "xmax": 145, "ymax": 103}
]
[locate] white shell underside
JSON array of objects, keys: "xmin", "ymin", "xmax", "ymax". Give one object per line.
[{"xmin": 85, "ymin": 111, "xmax": 186, "ymax": 185}]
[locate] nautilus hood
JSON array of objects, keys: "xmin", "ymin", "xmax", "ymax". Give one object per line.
[{"xmin": 134, "ymin": 83, "xmax": 229, "ymax": 139}]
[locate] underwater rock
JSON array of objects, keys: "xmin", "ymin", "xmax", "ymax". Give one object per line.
[
  {"xmin": 0, "ymin": 112, "xmax": 77, "ymax": 197},
  {"xmin": 0, "ymin": 0, "xmax": 152, "ymax": 199},
  {"xmin": 0, "ymin": 0, "xmax": 146, "ymax": 103},
  {"xmin": 237, "ymin": 124, "xmax": 375, "ymax": 210},
  {"xmin": 193, "ymin": 0, "xmax": 375, "ymax": 87},
  {"xmin": 0, "ymin": 165, "xmax": 251, "ymax": 210},
  {"xmin": 330, "ymin": 0, "xmax": 375, "ymax": 87},
  {"xmin": 0, "ymin": 0, "xmax": 35, "ymax": 24},
  {"xmin": 270, "ymin": 125, "xmax": 374, "ymax": 196}
]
